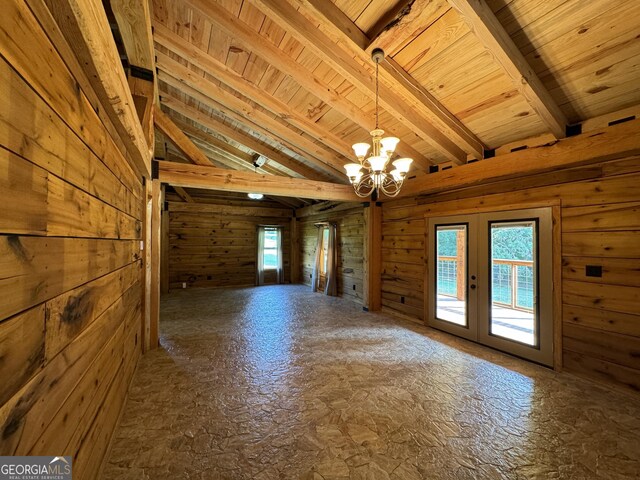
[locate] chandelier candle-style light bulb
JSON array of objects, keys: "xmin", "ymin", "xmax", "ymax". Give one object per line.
[{"xmin": 345, "ymin": 49, "xmax": 413, "ymax": 198}]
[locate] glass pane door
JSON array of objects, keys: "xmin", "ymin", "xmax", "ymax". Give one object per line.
[
  {"xmin": 435, "ymin": 225, "xmax": 467, "ymax": 326},
  {"xmin": 489, "ymin": 221, "xmax": 536, "ymax": 346},
  {"xmin": 428, "ymin": 208, "xmax": 554, "ymax": 367}
]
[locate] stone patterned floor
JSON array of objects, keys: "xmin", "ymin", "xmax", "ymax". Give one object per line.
[{"xmin": 102, "ymin": 285, "xmax": 640, "ymax": 479}]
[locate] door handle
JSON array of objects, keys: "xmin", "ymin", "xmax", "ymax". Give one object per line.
[{"xmin": 470, "ymin": 284, "xmax": 476, "ymax": 290}]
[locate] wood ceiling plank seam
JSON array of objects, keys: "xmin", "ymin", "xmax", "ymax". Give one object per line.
[
  {"xmin": 187, "ymin": 4, "xmax": 213, "ymax": 51},
  {"xmin": 492, "ymin": 0, "xmax": 566, "ymax": 38},
  {"xmin": 558, "ymin": 81, "xmax": 640, "ymax": 125},
  {"xmin": 160, "ymin": 95, "xmax": 340, "ymax": 181},
  {"xmin": 546, "ymin": 54, "xmax": 640, "ymax": 109},
  {"xmin": 183, "ymin": 0, "xmax": 435, "ymax": 167},
  {"xmin": 156, "ymin": 63, "xmax": 349, "ymax": 175},
  {"xmin": 510, "ymin": 0, "xmax": 630, "ymax": 58},
  {"xmin": 526, "ymin": 15, "xmax": 640, "ymax": 83}
]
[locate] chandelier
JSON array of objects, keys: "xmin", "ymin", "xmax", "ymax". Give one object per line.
[{"xmin": 344, "ymin": 48, "xmax": 413, "ymax": 198}]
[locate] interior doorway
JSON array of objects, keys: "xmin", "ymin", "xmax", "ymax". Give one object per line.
[{"xmin": 427, "ymin": 208, "xmax": 554, "ymax": 366}]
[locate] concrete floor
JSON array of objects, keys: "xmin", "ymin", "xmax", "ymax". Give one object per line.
[{"xmin": 102, "ymin": 285, "xmax": 640, "ymax": 479}]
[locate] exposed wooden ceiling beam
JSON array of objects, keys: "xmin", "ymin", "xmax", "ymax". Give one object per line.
[
  {"xmin": 154, "ymin": 24, "xmax": 356, "ymax": 160},
  {"xmin": 154, "ymin": 106, "xmax": 212, "ymax": 166},
  {"xmin": 162, "ymin": 88, "xmax": 302, "ymax": 180},
  {"xmin": 188, "ymin": 137, "xmax": 266, "ymax": 172},
  {"xmin": 156, "ymin": 54, "xmax": 347, "ymax": 176},
  {"xmin": 171, "ymin": 118, "xmax": 285, "ymax": 177},
  {"xmin": 157, "ymin": 161, "xmax": 360, "ymax": 202},
  {"xmin": 398, "ymin": 117, "xmax": 640, "ymax": 198},
  {"xmin": 110, "ymin": 0, "xmax": 156, "ymax": 150},
  {"xmin": 160, "ymin": 94, "xmax": 335, "ymax": 182},
  {"xmin": 447, "ymin": 0, "xmax": 568, "ymax": 139},
  {"xmin": 176, "ymin": 0, "xmax": 432, "ymax": 170},
  {"xmin": 42, "ymin": 0, "xmax": 150, "ymax": 177},
  {"xmin": 250, "ymin": 0, "xmax": 483, "ymax": 163},
  {"xmin": 173, "ymin": 186, "xmax": 194, "ymax": 203},
  {"xmin": 110, "ymin": 0, "xmax": 155, "ymax": 70}
]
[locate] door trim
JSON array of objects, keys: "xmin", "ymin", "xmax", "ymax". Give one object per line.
[{"xmin": 424, "ymin": 202, "xmax": 562, "ymax": 369}]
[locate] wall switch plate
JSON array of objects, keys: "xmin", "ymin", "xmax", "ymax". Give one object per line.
[{"xmin": 182, "ymin": 282, "xmax": 187, "ymax": 288}]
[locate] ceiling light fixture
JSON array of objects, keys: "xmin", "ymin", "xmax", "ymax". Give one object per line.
[
  {"xmin": 344, "ymin": 49, "xmax": 413, "ymax": 198},
  {"xmin": 248, "ymin": 193, "xmax": 264, "ymax": 200}
]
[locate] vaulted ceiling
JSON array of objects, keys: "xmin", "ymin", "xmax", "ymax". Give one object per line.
[{"xmin": 146, "ymin": 0, "xmax": 640, "ymax": 197}]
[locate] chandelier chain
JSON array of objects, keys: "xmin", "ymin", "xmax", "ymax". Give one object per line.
[{"xmin": 375, "ymin": 61, "xmax": 379, "ymax": 130}]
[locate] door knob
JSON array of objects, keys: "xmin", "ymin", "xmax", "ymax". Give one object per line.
[{"xmin": 470, "ymin": 284, "xmax": 476, "ymax": 289}]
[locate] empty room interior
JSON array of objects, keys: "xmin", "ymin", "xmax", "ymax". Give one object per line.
[{"xmin": 2, "ymin": 0, "xmax": 640, "ymax": 478}]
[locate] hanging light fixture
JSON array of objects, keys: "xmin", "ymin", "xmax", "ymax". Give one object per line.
[{"xmin": 344, "ymin": 48, "xmax": 413, "ymax": 198}]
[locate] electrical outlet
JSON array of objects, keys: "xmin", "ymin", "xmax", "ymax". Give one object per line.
[{"xmin": 182, "ymin": 282, "xmax": 187, "ymax": 288}]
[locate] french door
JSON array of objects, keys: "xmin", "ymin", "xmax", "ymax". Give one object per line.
[{"xmin": 427, "ymin": 208, "xmax": 554, "ymax": 366}]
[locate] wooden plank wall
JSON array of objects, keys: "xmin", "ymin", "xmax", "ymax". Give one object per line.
[
  {"xmin": 167, "ymin": 201, "xmax": 292, "ymax": 288},
  {"xmin": 381, "ymin": 155, "xmax": 640, "ymax": 393},
  {"xmin": 299, "ymin": 207, "xmax": 365, "ymax": 303},
  {"xmin": 0, "ymin": 1, "xmax": 144, "ymax": 477}
]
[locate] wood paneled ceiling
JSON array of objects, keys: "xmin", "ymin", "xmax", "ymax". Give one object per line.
[{"xmin": 150, "ymin": 0, "xmax": 640, "ymax": 188}]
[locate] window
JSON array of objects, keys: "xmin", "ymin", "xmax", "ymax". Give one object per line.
[
  {"xmin": 262, "ymin": 227, "xmax": 280, "ymax": 270},
  {"xmin": 321, "ymin": 227, "xmax": 329, "ymax": 274}
]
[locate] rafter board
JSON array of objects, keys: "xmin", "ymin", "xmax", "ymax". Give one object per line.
[
  {"xmin": 173, "ymin": 0, "xmax": 434, "ymax": 168},
  {"xmin": 154, "ymin": 105, "xmax": 211, "ymax": 166},
  {"xmin": 154, "ymin": 23, "xmax": 357, "ymax": 159},
  {"xmin": 448, "ymin": 0, "xmax": 568, "ymax": 138},
  {"xmin": 110, "ymin": 0, "xmax": 155, "ymax": 70},
  {"xmin": 157, "ymin": 70, "xmax": 346, "ymax": 179},
  {"xmin": 160, "ymin": 94, "xmax": 337, "ymax": 182},
  {"xmin": 156, "ymin": 55, "xmax": 349, "ymax": 175},
  {"xmin": 248, "ymin": 0, "xmax": 476, "ymax": 163}
]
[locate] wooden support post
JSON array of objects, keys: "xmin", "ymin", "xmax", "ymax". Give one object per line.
[
  {"xmin": 141, "ymin": 179, "xmax": 152, "ymax": 352},
  {"xmin": 149, "ymin": 179, "xmax": 162, "ymax": 349},
  {"xmin": 290, "ymin": 216, "xmax": 300, "ymax": 284},
  {"xmin": 161, "ymin": 196, "xmax": 169, "ymax": 294},
  {"xmin": 363, "ymin": 202, "xmax": 382, "ymax": 311},
  {"xmin": 456, "ymin": 229, "xmax": 465, "ymax": 300}
]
